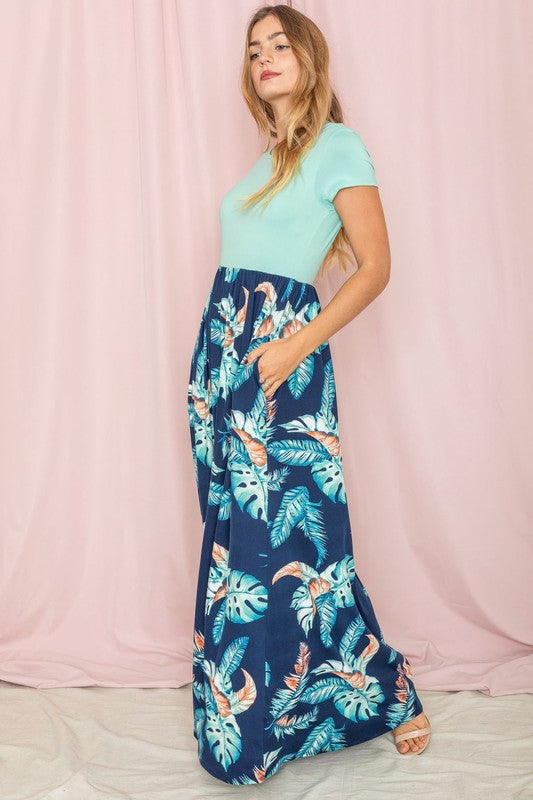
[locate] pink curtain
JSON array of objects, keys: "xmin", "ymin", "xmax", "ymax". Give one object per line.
[{"xmin": 0, "ymin": 0, "xmax": 531, "ymax": 693}]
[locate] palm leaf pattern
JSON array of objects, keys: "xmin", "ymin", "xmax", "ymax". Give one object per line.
[
  {"xmin": 188, "ymin": 266, "xmax": 425, "ymax": 784},
  {"xmin": 266, "ymin": 642, "xmax": 320, "ymax": 741},
  {"xmin": 271, "ymin": 556, "xmax": 357, "ymax": 647},
  {"xmin": 269, "ymin": 485, "xmax": 327, "ymax": 565}
]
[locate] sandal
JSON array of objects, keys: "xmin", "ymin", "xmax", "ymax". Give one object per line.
[{"xmin": 392, "ymin": 714, "xmax": 431, "ymax": 754}]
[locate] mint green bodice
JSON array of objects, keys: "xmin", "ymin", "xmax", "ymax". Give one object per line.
[{"xmin": 218, "ymin": 122, "xmax": 378, "ymax": 285}]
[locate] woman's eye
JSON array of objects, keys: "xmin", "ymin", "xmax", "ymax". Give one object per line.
[{"xmin": 250, "ymin": 44, "xmax": 289, "ymax": 61}]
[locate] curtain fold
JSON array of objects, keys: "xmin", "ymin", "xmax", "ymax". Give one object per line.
[{"xmin": 0, "ymin": 0, "xmax": 530, "ymax": 693}]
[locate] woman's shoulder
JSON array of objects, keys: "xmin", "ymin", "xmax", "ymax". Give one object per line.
[
  {"xmin": 318, "ymin": 121, "xmax": 368, "ymax": 148},
  {"xmin": 314, "ymin": 122, "xmax": 375, "ymax": 167},
  {"xmin": 312, "ymin": 122, "xmax": 378, "ymax": 195}
]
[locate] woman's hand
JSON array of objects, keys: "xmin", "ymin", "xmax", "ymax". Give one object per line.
[{"xmin": 244, "ymin": 337, "xmax": 307, "ymax": 400}]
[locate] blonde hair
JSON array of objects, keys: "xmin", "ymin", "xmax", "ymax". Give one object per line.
[{"xmin": 240, "ymin": 4, "xmax": 359, "ymax": 279}]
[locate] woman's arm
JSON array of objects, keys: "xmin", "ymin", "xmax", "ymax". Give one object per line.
[{"xmin": 291, "ymin": 184, "xmax": 391, "ymax": 359}]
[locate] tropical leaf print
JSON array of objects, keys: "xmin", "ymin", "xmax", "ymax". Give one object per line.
[
  {"xmin": 287, "ymin": 352, "xmax": 315, "ymax": 399},
  {"xmin": 231, "ymin": 408, "xmax": 268, "ymax": 468},
  {"xmin": 338, "ymin": 615, "xmax": 367, "ymax": 661},
  {"xmin": 229, "ymin": 747, "xmax": 284, "ymax": 785},
  {"xmin": 268, "ymin": 485, "xmax": 327, "ymax": 566},
  {"xmin": 322, "ymin": 555, "xmax": 356, "ymax": 610},
  {"xmin": 204, "ymin": 681, "xmax": 243, "ymax": 770},
  {"xmin": 187, "ymin": 362, "xmax": 214, "ymax": 473},
  {"xmin": 207, "ymin": 479, "xmax": 232, "ymax": 519},
  {"xmin": 227, "ymin": 402, "xmax": 284, "ymax": 521},
  {"xmin": 311, "ymin": 619, "xmax": 379, "ymax": 678},
  {"xmin": 269, "ymin": 717, "xmax": 347, "ymax": 780},
  {"xmin": 385, "ymin": 642, "xmax": 398, "ymax": 663},
  {"xmin": 297, "ymin": 627, "xmax": 385, "ymax": 723},
  {"xmin": 228, "ymin": 450, "xmax": 268, "ymax": 521},
  {"xmin": 266, "ymin": 642, "xmax": 320, "ymax": 741},
  {"xmin": 268, "ymin": 438, "xmax": 326, "ymax": 467},
  {"xmin": 189, "ymin": 266, "xmax": 426, "ymax": 784},
  {"xmin": 216, "ymin": 636, "xmax": 249, "ymax": 684},
  {"xmin": 294, "ymin": 715, "xmax": 347, "ymax": 755},
  {"xmin": 272, "ymin": 555, "xmax": 356, "ymax": 646},
  {"xmin": 319, "ymin": 356, "xmax": 336, "ymax": 419},
  {"xmin": 194, "ymin": 707, "xmax": 206, "ymax": 760},
  {"xmin": 300, "ymin": 675, "xmax": 384, "ymax": 723},
  {"xmin": 314, "ymin": 593, "xmax": 339, "ymax": 647},
  {"xmin": 192, "ymin": 629, "xmax": 206, "ymax": 705},
  {"xmin": 208, "ymin": 285, "xmax": 250, "ymax": 403},
  {"xmin": 205, "ymin": 542, "xmax": 230, "ymax": 616},
  {"xmin": 225, "ymin": 570, "xmax": 268, "ymax": 624},
  {"xmin": 268, "ymin": 383, "xmax": 347, "ymax": 502},
  {"xmin": 199, "ymin": 635, "xmax": 258, "ymax": 770},
  {"xmin": 267, "ymin": 467, "xmax": 291, "ymax": 491},
  {"xmin": 229, "ymin": 714, "xmax": 347, "ymax": 785},
  {"xmin": 385, "ymin": 658, "xmax": 420, "ymax": 729},
  {"xmin": 205, "ymin": 543, "xmax": 268, "ymax": 644}
]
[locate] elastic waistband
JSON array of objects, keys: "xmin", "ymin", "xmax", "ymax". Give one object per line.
[{"xmin": 217, "ymin": 264, "xmax": 315, "ymax": 292}]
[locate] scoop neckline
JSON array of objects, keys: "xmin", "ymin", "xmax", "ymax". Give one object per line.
[{"xmin": 266, "ymin": 122, "xmax": 338, "ymax": 157}]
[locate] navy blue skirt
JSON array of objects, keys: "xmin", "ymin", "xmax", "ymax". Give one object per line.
[{"xmin": 187, "ymin": 265, "xmax": 424, "ymax": 785}]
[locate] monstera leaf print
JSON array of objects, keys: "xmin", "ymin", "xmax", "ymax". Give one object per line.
[
  {"xmin": 310, "ymin": 458, "xmax": 345, "ymax": 503},
  {"xmin": 200, "ymin": 636, "xmax": 258, "ymax": 771},
  {"xmin": 229, "ymin": 450, "xmax": 268, "ymax": 521},
  {"xmin": 204, "ymin": 679, "xmax": 243, "ymax": 770},
  {"xmin": 205, "ymin": 543, "xmax": 268, "ymax": 644},
  {"xmin": 190, "ymin": 268, "xmax": 428, "ymax": 784},
  {"xmin": 193, "ymin": 707, "xmax": 207, "ymax": 760},
  {"xmin": 228, "ymin": 407, "xmax": 272, "ymax": 520},
  {"xmin": 322, "ymin": 555, "xmax": 356, "ymax": 611},
  {"xmin": 225, "ymin": 570, "xmax": 268, "ymax": 624}
]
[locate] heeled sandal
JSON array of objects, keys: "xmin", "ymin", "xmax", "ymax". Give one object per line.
[{"xmin": 392, "ymin": 714, "xmax": 431, "ymax": 755}]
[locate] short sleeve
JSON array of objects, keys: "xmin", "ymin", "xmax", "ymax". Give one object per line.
[{"xmin": 316, "ymin": 126, "xmax": 378, "ymax": 203}]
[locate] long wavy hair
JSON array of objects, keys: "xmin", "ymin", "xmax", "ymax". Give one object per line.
[{"xmin": 239, "ymin": 4, "xmax": 360, "ymax": 278}]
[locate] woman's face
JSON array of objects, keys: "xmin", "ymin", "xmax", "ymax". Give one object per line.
[{"xmin": 249, "ymin": 15, "xmax": 299, "ymax": 112}]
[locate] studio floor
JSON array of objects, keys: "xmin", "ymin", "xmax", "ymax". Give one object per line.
[{"xmin": 1, "ymin": 680, "xmax": 532, "ymax": 799}]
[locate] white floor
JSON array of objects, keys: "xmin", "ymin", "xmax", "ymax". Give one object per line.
[{"xmin": 1, "ymin": 680, "xmax": 532, "ymax": 799}]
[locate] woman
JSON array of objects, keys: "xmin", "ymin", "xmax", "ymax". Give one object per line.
[{"xmin": 187, "ymin": 5, "xmax": 431, "ymax": 785}]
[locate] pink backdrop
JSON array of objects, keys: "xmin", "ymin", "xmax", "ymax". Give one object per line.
[{"xmin": 0, "ymin": 0, "xmax": 531, "ymax": 693}]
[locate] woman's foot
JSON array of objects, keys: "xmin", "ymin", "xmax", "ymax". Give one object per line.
[{"xmin": 392, "ymin": 712, "xmax": 431, "ymax": 753}]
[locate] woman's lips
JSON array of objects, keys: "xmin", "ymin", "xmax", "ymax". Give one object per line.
[{"xmin": 261, "ymin": 72, "xmax": 280, "ymax": 80}]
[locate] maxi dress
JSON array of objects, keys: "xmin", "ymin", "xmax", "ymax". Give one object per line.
[{"xmin": 187, "ymin": 122, "xmax": 424, "ymax": 785}]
